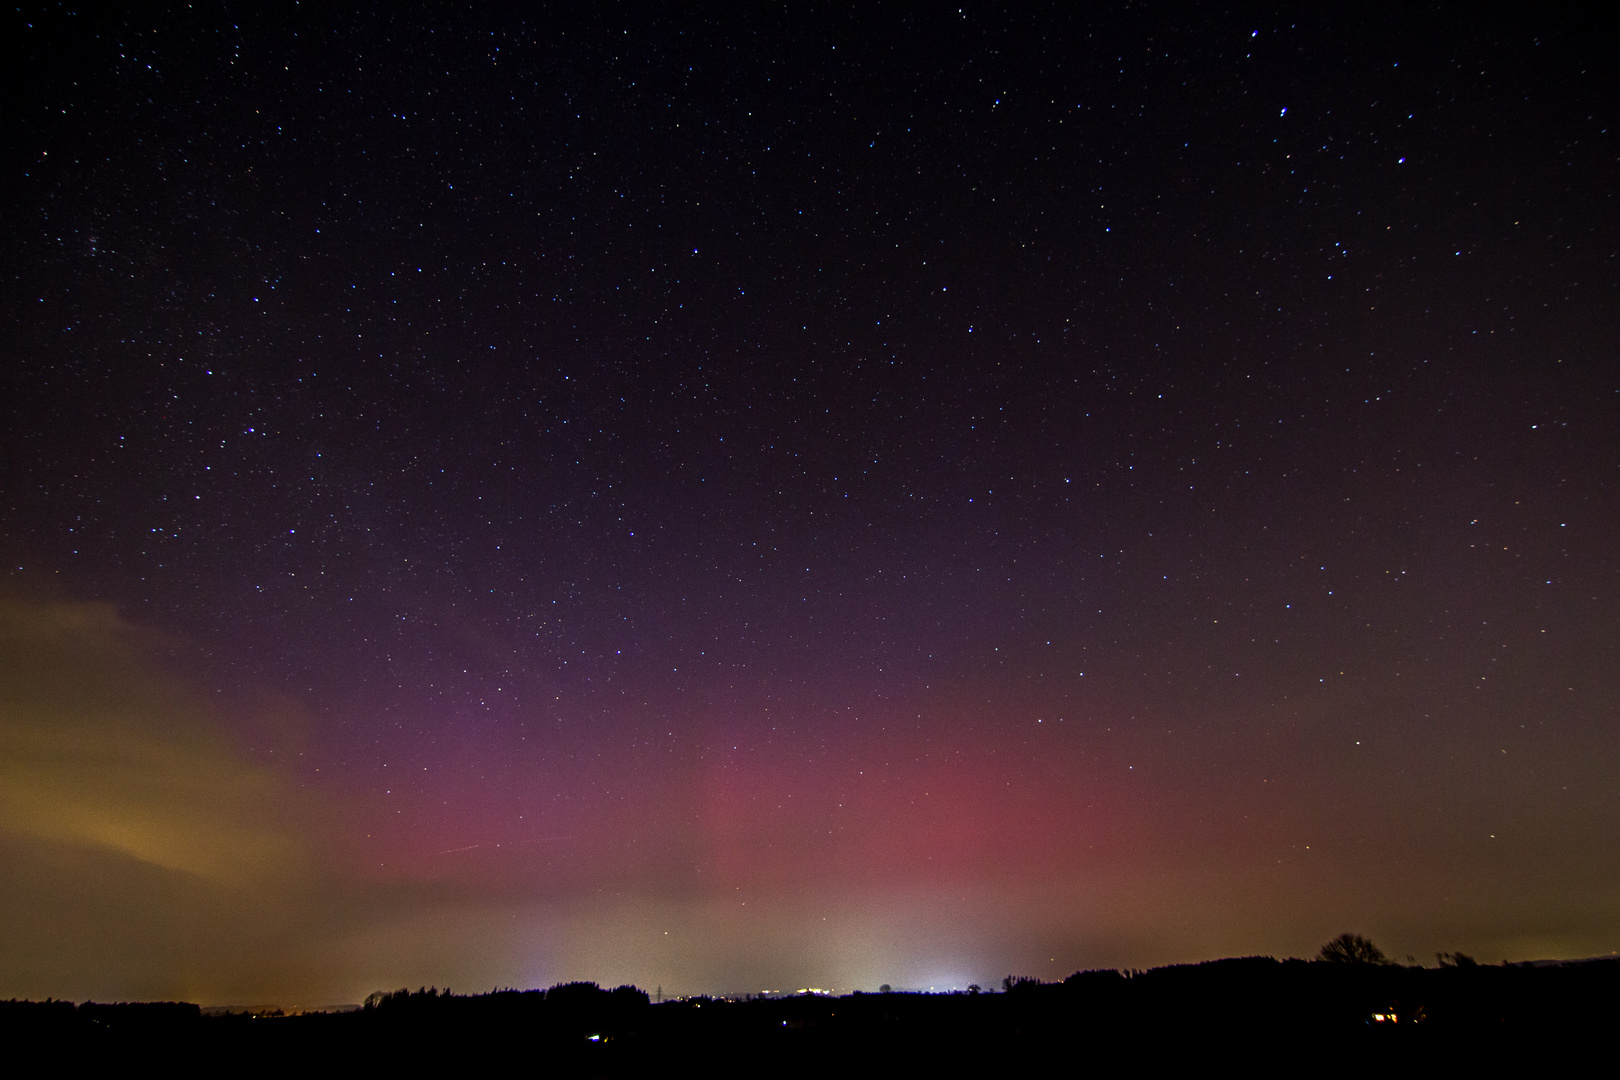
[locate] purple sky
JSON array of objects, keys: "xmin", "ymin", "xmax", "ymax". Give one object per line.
[{"xmin": 2, "ymin": 5, "xmax": 1617, "ymax": 1005}]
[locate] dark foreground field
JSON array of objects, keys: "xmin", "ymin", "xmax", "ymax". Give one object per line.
[{"xmin": 4, "ymin": 957, "xmax": 1613, "ymax": 1074}]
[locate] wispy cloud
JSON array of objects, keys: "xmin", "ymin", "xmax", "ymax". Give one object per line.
[{"xmin": 0, "ymin": 596, "xmax": 303, "ymax": 884}]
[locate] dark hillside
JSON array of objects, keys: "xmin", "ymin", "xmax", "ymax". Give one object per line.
[{"xmin": 4, "ymin": 959, "xmax": 1614, "ymax": 1072}]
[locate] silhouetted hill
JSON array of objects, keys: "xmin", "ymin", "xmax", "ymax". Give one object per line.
[{"xmin": 4, "ymin": 959, "xmax": 1615, "ymax": 1072}]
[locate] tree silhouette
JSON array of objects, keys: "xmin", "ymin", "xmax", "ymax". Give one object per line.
[{"xmin": 1317, "ymin": 933, "xmax": 1388, "ymax": 964}]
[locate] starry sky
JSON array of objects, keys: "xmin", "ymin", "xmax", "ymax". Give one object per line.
[{"xmin": 2, "ymin": 4, "xmax": 1617, "ymax": 1005}]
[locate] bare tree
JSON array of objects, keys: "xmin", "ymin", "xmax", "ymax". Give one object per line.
[{"xmin": 1317, "ymin": 933, "xmax": 1388, "ymax": 964}]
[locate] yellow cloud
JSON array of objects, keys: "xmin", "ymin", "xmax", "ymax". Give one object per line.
[{"xmin": 0, "ymin": 595, "xmax": 302, "ymax": 885}]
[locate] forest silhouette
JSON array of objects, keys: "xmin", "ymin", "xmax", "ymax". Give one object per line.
[{"xmin": 3, "ymin": 940, "xmax": 1613, "ymax": 1072}]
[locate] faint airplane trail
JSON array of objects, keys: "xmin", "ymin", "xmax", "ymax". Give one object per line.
[{"xmin": 437, "ymin": 836, "xmax": 576, "ymax": 855}]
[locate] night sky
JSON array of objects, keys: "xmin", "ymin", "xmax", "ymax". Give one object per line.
[{"xmin": 3, "ymin": 5, "xmax": 1618, "ymax": 1006}]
